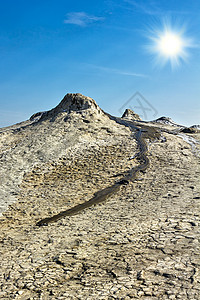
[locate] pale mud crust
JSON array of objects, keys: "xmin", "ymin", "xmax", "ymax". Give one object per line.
[
  {"xmin": 0, "ymin": 129, "xmax": 199, "ymax": 299},
  {"xmin": 0, "ymin": 108, "xmax": 130, "ymax": 215}
]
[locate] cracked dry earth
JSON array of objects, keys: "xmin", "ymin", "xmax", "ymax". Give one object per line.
[{"xmin": 0, "ymin": 95, "xmax": 200, "ymax": 299}]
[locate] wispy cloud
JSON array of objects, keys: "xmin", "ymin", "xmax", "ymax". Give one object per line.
[
  {"xmin": 123, "ymin": 0, "xmax": 161, "ymax": 15},
  {"xmin": 64, "ymin": 12, "xmax": 104, "ymax": 26},
  {"xmin": 123, "ymin": 0, "xmax": 195, "ymax": 16},
  {"xmin": 85, "ymin": 64, "xmax": 147, "ymax": 78}
]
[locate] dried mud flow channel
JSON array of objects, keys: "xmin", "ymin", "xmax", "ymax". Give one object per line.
[{"xmin": 36, "ymin": 122, "xmax": 150, "ymax": 226}]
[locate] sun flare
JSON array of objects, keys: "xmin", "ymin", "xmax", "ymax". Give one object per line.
[
  {"xmin": 146, "ymin": 21, "xmax": 194, "ymax": 69},
  {"xmin": 158, "ymin": 32, "xmax": 183, "ymax": 56}
]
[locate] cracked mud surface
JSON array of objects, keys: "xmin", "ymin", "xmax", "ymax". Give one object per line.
[
  {"xmin": 0, "ymin": 130, "xmax": 199, "ymax": 299},
  {"xmin": 0, "ymin": 94, "xmax": 199, "ymax": 299},
  {"xmin": 36, "ymin": 125, "xmax": 149, "ymax": 226}
]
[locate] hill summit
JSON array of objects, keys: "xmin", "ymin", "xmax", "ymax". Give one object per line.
[{"xmin": 30, "ymin": 93, "xmax": 102, "ymax": 122}]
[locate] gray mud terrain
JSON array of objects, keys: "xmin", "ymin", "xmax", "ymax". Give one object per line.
[{"xmin": 0, "ymin": 94, "xmax": 200, "ymax": 299}]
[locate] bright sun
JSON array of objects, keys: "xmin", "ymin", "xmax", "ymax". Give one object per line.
[
  {"xmin": 147, "ymin": 21, "xmax": 194, "ymax": 68},
  {"xmin": 158, "ymin": 32, "xmax": 183, "ymax": 56}
]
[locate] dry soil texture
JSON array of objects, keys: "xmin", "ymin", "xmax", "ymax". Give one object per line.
[{"xmin": 0, "ymin": 94, "xmax": 200, "ymax": 299}]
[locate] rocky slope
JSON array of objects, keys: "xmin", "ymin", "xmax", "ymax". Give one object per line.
[{"xmin": 0, "ymin": 93, "xmax": 200, "ymax": 299}]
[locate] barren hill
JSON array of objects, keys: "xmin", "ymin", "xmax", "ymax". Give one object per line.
[{"xmin": 0, "ymin": 93, "xmax": 200, "ymax": 299}]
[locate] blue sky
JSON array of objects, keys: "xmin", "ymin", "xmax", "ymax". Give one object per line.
[{"xmin": 0, "ymin": 0, "xmax": 200, "ymax": 127}]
